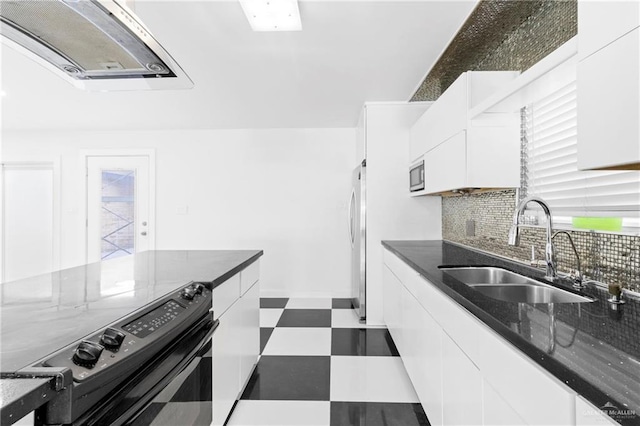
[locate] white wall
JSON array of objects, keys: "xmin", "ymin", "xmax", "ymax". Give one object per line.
[{"xmin": 2, "ymin": 128, "xmax": 356, "ymax": 297}]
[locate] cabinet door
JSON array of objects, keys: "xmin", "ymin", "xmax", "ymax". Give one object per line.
[
  {"xmin": 401, "ymin": 286, "xmax": 444, "ymax": 426},
  {"xmin": 410, "ymin": 103, "xmax": 434, "ymax": 162},
  {"xmin": 382, "ymin": 264, "xmax": 404, "ymax": 353},
  {"xmin": 577, "ymin": 28, "xmax": 640, "ymax": 170},
  {"xmin": 475, "ymin": 320, "xmax": 575, "ymax": 425},
  {"xmin": 423, "ymin": 131, "xmax": 466, "ymax": 194},
  {"xmin": 578, "ymin": 0, "xmax": 640, "ymax": 60},
  {"xmin": 441, "ymin": 332, "xmax": 482, "ymax": 426},
  {"xmin": 483, "ymin": 378, "xmax": 526, "ymax": 425},
  {"xmin": 212, "ymin": 310, "xmax": 241, "ymax": 426},
  {"xmin": 422, "ymin": 74, "xmax": 468, "ymax": 153},
  {"xmin": 238, "ymin": 281, "xmax": 260, "ymax": 388},
  {"xmin": 466, "ymin": 126, "xmax": 520, "ymax": 189}
]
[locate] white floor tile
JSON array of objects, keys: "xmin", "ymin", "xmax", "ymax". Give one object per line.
[
  {"xmin": 227, "ymin": 401, "xmax": 330, "ymax": 426},
  {"xmin": 260, "ymin": 309, "xmax": 283, "ymax": 328},
  {"xmin": 330, "ymin": 356, "xmax": 419, "ymax": 403},
  {"xmin": 286, "ymin": 298, "xmax": 332, "ymax": 309},
  {"xmin": 331, "ymin": 308, "xmax": 385, "ymax": 328},
  {"xmin": 262, "ymin": 327, "xmax": 331, "ymax": 356}
]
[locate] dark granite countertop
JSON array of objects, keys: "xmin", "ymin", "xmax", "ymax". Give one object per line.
[
  {"xmin": 382, "ymin": 240, "xmax": 639, "ymax": 426},
  {"xmin": 0, "ymin": 250, "xmax": 262, "ymax": 374}
]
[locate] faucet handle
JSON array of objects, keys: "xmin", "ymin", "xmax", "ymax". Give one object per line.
[{"xmin": 570, "ymin": 269, "xmax": 583, "ymax": 290}]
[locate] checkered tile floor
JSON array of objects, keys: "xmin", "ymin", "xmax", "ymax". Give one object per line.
[{"xmin": 225, "ymin": 298, "xmax": 430, "ymax": 426}]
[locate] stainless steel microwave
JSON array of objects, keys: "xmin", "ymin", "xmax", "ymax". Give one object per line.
[{"xmin": 409, "ymin": 160, "xmax": 425, "ymax": 192}]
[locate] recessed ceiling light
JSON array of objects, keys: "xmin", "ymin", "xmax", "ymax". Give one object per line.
[{"xmin": 239, "ymin": 0, "xmax": 302, "ymax": 32}]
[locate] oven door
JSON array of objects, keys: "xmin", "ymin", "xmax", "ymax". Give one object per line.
[{"xmin": 70, "ymin": 314, "xmax": 217, "ymax": 426}]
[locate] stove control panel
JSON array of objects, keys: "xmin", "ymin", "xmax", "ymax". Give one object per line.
[{"xmin": 42, "ymin": 282, "xmax": 212, "ymax": 383}]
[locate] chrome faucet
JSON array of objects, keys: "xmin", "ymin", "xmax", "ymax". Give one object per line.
[{"xmin": 508, "ymin": 196, "xmax": 557, "ymax": 281}]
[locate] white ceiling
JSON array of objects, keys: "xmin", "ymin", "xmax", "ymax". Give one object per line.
[{"xmin": 0, "ymin": 0, "xmax": 477, "ymax": 131}]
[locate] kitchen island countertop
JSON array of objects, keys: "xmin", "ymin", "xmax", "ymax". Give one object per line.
[
  {"xmin": 0, "ymin": 250, "xmax": 262, "ymax": 375},
  {"xmin": 383, "ymin": 240, "xmax": 639, "ymax": 425}
]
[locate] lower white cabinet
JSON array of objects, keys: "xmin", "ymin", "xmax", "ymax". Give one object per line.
[
  {"xmin": 383, "ymin": 265, "xmax": 404, "ymax": 352},
  {"xmin": 482, "ymin": 379, "xmax": 526, "ymax": 426},
  {"xmin": 400, "ymin": 281, "xmax": 444, "ymax": 426},
  {"xmin": 441, "ymin": 332, "xmax": 482, "ymax": 426},
  {"xmin": 382, "ymin": 249, "xmax": 614, "ymax": 426},
  {"xmin": 212, "ymin": 261, "xmax": 260, "ymax": 426},
  {"xmin": 212, "ymin": 302, "xmax": 242, "ymax": 426}
]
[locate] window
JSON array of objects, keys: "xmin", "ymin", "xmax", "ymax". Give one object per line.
[{"xmin": 522, "ymin": 78, "xmax": 640, "ymax": 234}]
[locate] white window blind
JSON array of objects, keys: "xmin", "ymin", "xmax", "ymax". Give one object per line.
[{"xmin": 525, "ymin": 78, "xmax": 640, "ymax": 224}]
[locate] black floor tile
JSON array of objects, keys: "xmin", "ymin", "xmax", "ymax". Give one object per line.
[
  {"xmin": 331, "ymin": 328, "xmax": 400, "ymax": 356},
  {"xmin": 276, "ymin": 309, "xmax": 331, "ymax": 327},
  {"xmin": 330, "ymin": 402, "xmax": 431, "ymax": 426},
  {"xmin": 332, "ymin": 298, "xmax": 354, "ymax": 309},
  {"xmin": 260, "ymin": 298, "xmax": 289, "ymax": 308},
  {"xmin": 260, "ymin": 327, "xmax": 274, "ymax": 354},
  {"xmin": 240, "ymin": 356, "xmax": 331, "ymax": 401}
]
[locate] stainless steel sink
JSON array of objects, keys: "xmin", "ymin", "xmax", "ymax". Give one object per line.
[{"xmin": 441, "ymin": 267, "xmax": 595, "ymax": 304}]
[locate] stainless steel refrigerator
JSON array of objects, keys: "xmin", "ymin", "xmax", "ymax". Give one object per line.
[{"xmin": 349, "ymin": 160, "xmax": 366, "ymax": 321}]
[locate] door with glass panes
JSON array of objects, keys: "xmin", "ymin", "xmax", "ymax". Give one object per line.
[{"xmin": 86, "ymin": 156, "xmax": 151, "ymax": 263}]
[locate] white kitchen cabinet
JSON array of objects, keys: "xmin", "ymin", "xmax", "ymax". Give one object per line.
[
  {"xmin": 383, "ymin": 264, "xmax": 404, "ymax": 353},
  {"xmin": 212, "ymin": 261, "xmax": 260, "ymax": 426},
  {"xmin": 238, "ymin": 280, "xmax": 259, "ymax": 389},
  {"xmin": 474, "ymin": 317, "xmax": 576, "ymax": 425},
  {"xmin": 382, "ymin": 248, "xmax": 604, "ymax": 426},
  {"xmin": 441, "ymin": 331, "xmax": 482, "ymax": 426},
  {"xmin": 578, "ymin": 0, "xmax": 639, "ymax": 61},
  {"xmin": 577, "ymin": 27, "xmax": 640, "ymax": 170},
  {"xmin": 358, "ymin": 103, "xmax": 442, "ymax": 325},
  {"xmin": 411, "ymin": 72, "xmax": 518, "ymax": 157},
  {"xmin": 212, "ymin": 303, "xmax": 242, "ymax": 426},
  {"xmin": 401, "ymin": 281, "xmax": 444, "ymax": 426},
  {"xmin": 482, "ymin": 379, "xmax": 527, "ymax": 426},
  {"xmin": 409, "ymin": 102, "xmax": 434, "ymax": 162},
  {"xmin": 411, "ymin": 71, "xmax": 520, "ymax": 195},
  {"xmin": 575, "ymin": 395, "xmax": 620, "ymax": 426}
]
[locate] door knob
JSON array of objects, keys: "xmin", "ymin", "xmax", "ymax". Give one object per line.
[{"xmin": 141, "ymin": 231, "xmax": 147, "ymax": 236}]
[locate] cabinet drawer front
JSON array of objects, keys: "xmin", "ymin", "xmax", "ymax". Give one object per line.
[
  {"xmin": 240, "ymin": 260, "xmax": 260, "ymax": 295},
  {"xmin": 213, "ymin": 274, "xmax": 240, "ymax": 319},
  {"xmin": 476, "ymin": 322, "xmax": 575, "ymax": 425}
]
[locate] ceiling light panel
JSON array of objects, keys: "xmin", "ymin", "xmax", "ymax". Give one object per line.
[{"xmin": 239, "ymin": 0, "xmax": 301, "ymax": 32}]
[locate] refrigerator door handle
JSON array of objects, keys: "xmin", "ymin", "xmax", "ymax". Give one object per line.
[{"xmin": 348, "ymin": 189, "xmax": 356, "ymax": 247}]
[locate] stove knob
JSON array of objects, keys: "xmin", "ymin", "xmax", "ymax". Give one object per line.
[
  {"xmin": 181, "ymin": 287, "xmax": 196, "ymax": 300},
  {"xmin": 73, "ymin": 341, "xmax": 104, "ymax": 367},
  {"xmin": 100, "ymin": 327, "xmax": 125, "ymax": 350},
  {"xmin": 192, "ymin": 283, "xmax": 205, "ymax": 294}
]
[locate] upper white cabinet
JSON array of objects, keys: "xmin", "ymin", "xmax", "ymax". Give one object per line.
[
  {"xmin": 577, "ymin": 1, "xmax": 640, "ymax": 170},
  {"xmin": 410, "ymin": 71, "xmax": 521, "ymax": 195},
  {"xmin": 578, "ymin": 0, "xmax": 639, "ymax": 61}
]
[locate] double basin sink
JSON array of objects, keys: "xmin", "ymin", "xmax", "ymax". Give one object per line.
[{"xmin": 441, "ymin": 267, "xmax": 595, "ymax": 304}]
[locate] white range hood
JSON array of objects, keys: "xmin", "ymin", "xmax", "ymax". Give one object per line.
[{"xmin": 0, "ymin": 0, "xmax": 193, "ymax": 91}]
